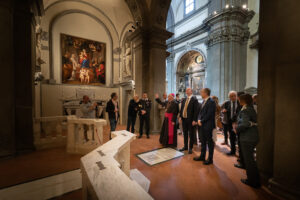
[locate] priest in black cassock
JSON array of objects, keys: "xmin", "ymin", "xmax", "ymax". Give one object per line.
[{"xmin": 155, "ymin": 93, "xmax": 179, "ymax": 147}]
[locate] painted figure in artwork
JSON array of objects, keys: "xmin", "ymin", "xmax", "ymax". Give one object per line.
[
  {"xmin": 80, "ymin": 50, "xmax": 90, "ymax": 84},
  {"xmin": 70, "ymin": 54, "xmax": 79, "ymax": 80}
]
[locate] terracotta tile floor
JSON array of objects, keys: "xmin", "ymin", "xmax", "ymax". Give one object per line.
[
  {"xmin": 0, "ymin": 125, "xmax": 275, "ymax": 200},
  {"xmin": 131, "ymin": 134, "xmax": 275, "ymax": 200}
]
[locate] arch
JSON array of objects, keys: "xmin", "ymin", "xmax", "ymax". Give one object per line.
[
  {"xmin": 125, "ymin": 0, "xmax": 150, "ymax": 26},
  {"xmin": 48, "ymin": 10, "xmax": 114, "ymax": 85},
  {"xmin": 175, "ymin": 0, "xmax": 185, "ymax": 21},
  {"xmin": 119, "ymin": 21, "xmax": 135, "ymax": 46},
  {"xmin": 175, "ymin": 47, "xmax": 207, "ymax": 74},
  {"xmin": 174, "ymin": 48, "xmax": 207, "ymax": 97},
  {"xmin": 44, "ymin": 0, "xmax": 120, "ymax": 40},
  {"xmin": 166, "ymin": 6, "xmax": 175, "ymax": 32}
]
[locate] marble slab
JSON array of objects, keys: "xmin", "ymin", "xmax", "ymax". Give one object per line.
[
  {"xmin": 130, "ymin": 169, "xmax": 150, "ymax": 192},
  {"xmin": 137, "ymin": 148, "xmax": 184, "ymax": 166},
  {"xmin": 0, "ymin": 169, "xmax": 81, "ymax": 200},
  {"xmin": 81, "ymin": 130, "xmax": 153, "ymax": 200}
]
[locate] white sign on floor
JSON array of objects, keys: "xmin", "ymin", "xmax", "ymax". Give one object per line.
[{"xmin": 137, "ymin": 148, "xmax": 184, "ymax": 166}]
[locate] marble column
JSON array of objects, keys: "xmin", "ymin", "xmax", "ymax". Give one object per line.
[
  {"xmin": 130, "ymin": 27, "xmax": 172, "ymax": 133},
  {"xmin": 0, "ymin": 0, "xmax": 15, "ymax": 157},
  {"xmin": 166, "ymin": 54, "xmax": 175, "ymax": 94},
  {"xmin": 204, "ymin": 5, "xmax": 254, "ymax": 102},
  {"xmin": 258, "ymin": 0, "xmax": 300, "ymax": 199}
]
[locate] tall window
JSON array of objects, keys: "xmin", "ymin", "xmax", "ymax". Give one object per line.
[{"xmin": 185, "ymin": 0, "xmax": 195, "ymax": 15}]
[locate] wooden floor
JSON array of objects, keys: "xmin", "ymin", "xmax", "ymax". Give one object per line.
[{"xmin": 0, "ymin": 125, "xmax": 275, "ymax": 200}]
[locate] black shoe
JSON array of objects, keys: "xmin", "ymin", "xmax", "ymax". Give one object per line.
[
  {"xmin": 241, "ymin": 179, "xmax": 261, "ymax": 188},
  {"xmin": 193, "ymin": 156, "xmax": 205, "ymax": 161},
  {"xmin": 188, "ymin": 149, "xmax": 193, "ymax": 154},
  {"xmin": 234, "ymin": 163, "xmax": 245, "ymax": 169},
  {"xmin": 179, "ymin": 147, "xmax": 188, "ymax": 152},
  {"xmin": 221, "ymin": 142, "xmax": 228, "ymax": 145},
  {"xmin": 147, "ymin": 135, "xmax": 150, "ymax": 139},
  {"xmin": 138, "ymin": 135, "xmax": 142, "ymax": 139},
  {"xmin": 226, "ymin": 151, "xmax": 236, "ymax": 156},
  {"xmin": 204, "ymin": 160, "xmax": 213, "ymax": 165}
]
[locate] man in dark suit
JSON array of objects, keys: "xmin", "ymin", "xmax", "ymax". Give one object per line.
[
  {"xmin": 221, "ymin": 91, "xmax": 241, "ymax": 156},
  {"xmin": 127, "ymin": 95, "xmax": 140, "ymax": 133},
  {"xmin": 196, "ymin": 102, "xmax": 202, "ymax": 144},
  {"xmin": 106, "ymin": 92, "xmax": 119, "ymax": 139},
  {"xmin": 179, "ymin": 88, "xmax": 198, "ymax": 154},
  {"xmin": 139, "ymin": 92, "xmax": 152, "ymax": 138},
  {"xmin": 194, "ymin": 88, "xmax": 216, "ymax": 165}
]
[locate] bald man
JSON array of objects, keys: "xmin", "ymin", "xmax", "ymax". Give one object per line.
[{"xmin": 179, "ymin": 88, "xmax": 199, "ymax": 154}]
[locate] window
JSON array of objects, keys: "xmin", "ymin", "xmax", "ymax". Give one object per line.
[{"xmin": 185, "ymin": 0, "xmax": 195, "ymax": 15}]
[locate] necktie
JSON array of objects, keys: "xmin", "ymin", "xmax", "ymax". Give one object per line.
[
  {"xmin": 202, "ymin": 99, "xmax": 206, "ymax": 108},
  {"xmin": 231, "ymin": 101, "xmax": 236, "ymax": 119},
  {"xmin": 183, "ymin": 97, "xmax": 190, "ymax": 118}
]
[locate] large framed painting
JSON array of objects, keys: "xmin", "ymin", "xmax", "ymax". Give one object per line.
[{"xmin": 61, "ymin": 33, "xmax": 106, "ymax": 85}]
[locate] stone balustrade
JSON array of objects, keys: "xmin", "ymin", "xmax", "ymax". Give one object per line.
[
  {"xmin": 34, "ymin": 115, "xmax": 107, "ymax": 153},
  {"xmin": 34, "ymin": 116, "xmax": 68, "ymax": 150},
  {"xmin": 67, "ymin": 116, "xmax": 107, "ymax": 154},
  {"xmin": 81, "ymin": 130, "xmax": 153, "ymax": 200}
]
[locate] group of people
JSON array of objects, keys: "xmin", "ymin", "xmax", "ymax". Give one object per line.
[
  {"xmin": 105, "ymin": 92, "xmax": 152, "ymax": 139},
  {"xmin": 102, "ymin": 87, "xmax": 260, "ymax": 188},
  {"xmin": 154, "ymin": 88, "xmax": 260, "ymax": 188}
]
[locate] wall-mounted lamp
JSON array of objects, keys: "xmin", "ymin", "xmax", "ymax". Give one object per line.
[
  {"xmin": 225, "ymin": 4, "xmax": 229, "ymax": 9},
  {"xmin": 242, "ymin": 4, "xmax": 247, "ymax": 9}
]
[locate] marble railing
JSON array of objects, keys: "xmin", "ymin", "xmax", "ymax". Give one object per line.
[
  {"xmin": 34, "ymin": 116, "xmax": 107, "ymax": 153},
  {"xmin": 67, "ymin": 116, "xmax": 107, "ymax": 154},
  {"xmin": 81, "ymin": 130, "xmax": 153, "ymax": 200},
  {"xmin": 34, "ymin": 116, "xmax": 68, "ymax": 150}
]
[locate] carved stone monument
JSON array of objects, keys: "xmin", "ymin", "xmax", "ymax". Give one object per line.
[{"xmin": 123, "ymin": 42, "xmax": 132, "ymax": 78}]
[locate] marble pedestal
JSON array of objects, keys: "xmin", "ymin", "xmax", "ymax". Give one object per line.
[{"xmin": 67, "ymin": 116, "xmax": 107, "ymax": 155}]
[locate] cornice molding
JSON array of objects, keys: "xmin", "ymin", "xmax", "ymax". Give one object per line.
[
  {"xmin": 204, "ymin": 7, "xmax": 255, "ymax": 27},
  {"xmin": 168, "ymin": 36, "xmax": 207, "ymax": 54},
  {"xmin": 167, "ymin": 24, "xmax": 208, "ymax": 47},
  {"xmin": 129, "ymin": 26, "xmax": 172, "ymax": 49}
]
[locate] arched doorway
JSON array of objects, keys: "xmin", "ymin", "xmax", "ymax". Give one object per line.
[{"xmin": 176, "ymin": 50, "xmax": 206, "ymax": 98}]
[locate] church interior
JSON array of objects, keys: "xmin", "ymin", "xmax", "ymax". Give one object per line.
[{"xmin": 0, "ymin": 0, "xmax": 299, "ymax": 199}]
